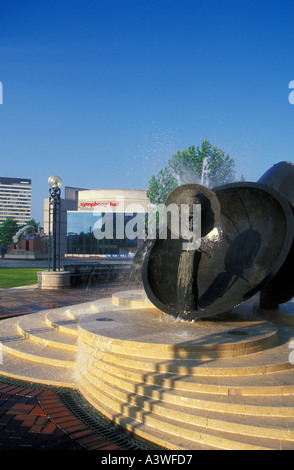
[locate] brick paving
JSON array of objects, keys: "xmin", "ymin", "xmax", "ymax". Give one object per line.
[
  {"xmin": 0, "ymin": 279, "xmax": 138, "ymax": 320},
  {"xmin": 0, "ymin": 382, "xmax": 124, "ymax": 451},
  {"xmin": 0, "ymin": 279, "xmax": 142, "ymax": 452}
]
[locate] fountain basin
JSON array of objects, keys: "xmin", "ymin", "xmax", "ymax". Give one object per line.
[{"xmin": 77, "ymin": 306, "xmax": 278, "ymax": 361}]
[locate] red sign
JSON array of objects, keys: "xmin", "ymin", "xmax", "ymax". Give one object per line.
[{"xmin": 80, "ymin": 201, "xmax": 120, "ymax": 208}]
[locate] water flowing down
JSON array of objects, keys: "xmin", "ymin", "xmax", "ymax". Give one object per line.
[
  {"xmin": 177, "ymin": 250, "xmax": 196, "ymax": 313},
  {"xmin": 200, "ymin": 157, "xmax": 210, "ymax": 187}
]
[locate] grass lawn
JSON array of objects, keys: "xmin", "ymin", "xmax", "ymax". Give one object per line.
[{"xmin": 0, "ymin": 268, "xmax": 44, "ymax": 288}]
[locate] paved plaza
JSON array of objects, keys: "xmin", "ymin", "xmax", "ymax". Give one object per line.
[{"xmin": 0, "ymin": 281, "xmax": 121, "ymax": 320}]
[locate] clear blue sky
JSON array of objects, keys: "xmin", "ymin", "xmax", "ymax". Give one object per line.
[{"xmin": 1, "ymin": 0, "xmax": 294, "ymax": 224}]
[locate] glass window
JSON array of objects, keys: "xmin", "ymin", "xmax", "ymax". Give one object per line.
[{"xmin": 66, "ymin": 211, "xmax": 145, "ymax": 255}]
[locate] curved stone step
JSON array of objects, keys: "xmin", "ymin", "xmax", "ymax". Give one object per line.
[
  {"xmin": 83, "ymin": 338, "xmax": 294, "ymax": 377},
  {"xmin": 2, "ymin": 339, "xmax": 76, "ymax": 368},
  {"xmin": 0, "ymin": 319, "xmax": 76, "ymax": 368},
  {"xmin": 66, "ymin": 300, "xmax": 100, "ymax": 319},
  {"xmin": 46, "ymin": 308, "xmax": 78, "ymax": 336},
  {"xmin": 82, "ymin": 369, "xmax": 294, "ymax": 442},
  {"xmin": 0, "ymin": 351, "xmax": 76, "ymax": 387},
  {"xmin": 17, "ymin": 312, "xmax": 77, "ymax": 352},
  {"xmin": 111, "ymin": 290, "xmax": 155, "ymax": 308},
  {"xmin": 78, "ymin": 375, "xmax": 289, "ymax": 450},
  {"xmin": 78, "ymin": 376, "xmax": 215, "ymax": 450},
  {"xmin": 90, "ymin": 357, "xmax": 294, "ymax": 396},
  {"xmin": 82, "ymin": 366, "xmax": 294, "ymax": 418},
  {"xmin": 90, "ymin": 298, "xmax": 126, "ymax": 313},
  {"xmin": 89, "ymin": 294, "xmax": 156, "ymax": 318}
]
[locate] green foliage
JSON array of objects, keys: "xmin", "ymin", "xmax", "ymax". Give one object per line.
[
  {"xmin": 147, "ymin": 170, "xmax": 178, "ymax": 206},
  {"xmin": 0, "ymin": 217, "xmax": 19, "ymax": 246},
  {"xmin": 146, "ymin": 139, "xmax": 237, "ymax": 204}
]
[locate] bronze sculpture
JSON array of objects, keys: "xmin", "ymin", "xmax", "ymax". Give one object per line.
[{"xmin": 135, "ymin": 162, "xmax": 294, "ymax": 320}]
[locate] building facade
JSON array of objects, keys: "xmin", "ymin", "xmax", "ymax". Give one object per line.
[
  {"xmin": 44, "ymin": 187, "xmax": 150, "ymax": 257},
  {"xmin": 0, "ymin": 177, "xmax": 31, "ymax": 225}
]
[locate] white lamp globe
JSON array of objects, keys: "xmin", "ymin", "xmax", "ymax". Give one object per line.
[{"xmin": 48, "ymin": 175, "xmax": 63, "ymax": 189}]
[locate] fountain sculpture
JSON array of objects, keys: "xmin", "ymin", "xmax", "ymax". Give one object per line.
[
  {"xmin": 139, "ymin": 161, "xmax": 294, "ymax": 320},
  {"xmin": 1, "ymin": 161, "xmax": 294, "ymax": 450}
]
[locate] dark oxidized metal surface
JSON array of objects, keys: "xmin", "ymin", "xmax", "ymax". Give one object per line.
[
  {"xmin": 142, "ymin": 182, "xmax": 294, "ymax": 320},
  {"xmin": 258, "ymin": 161, "xmax": 294, "ymax": 206},
  {"xmin": 165, "ymin": 183, "xmax": 221, "ymax": 237},
  {"xmin": 258, "ymin": 161, "xmax": 294, "ymax": 308}
]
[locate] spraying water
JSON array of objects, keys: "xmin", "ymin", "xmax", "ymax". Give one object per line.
[
  {"xmin": 200, "ymin": 156, "xmax": 210, "ymax": 187},
  {"xmin": 168, "ymin": 167, "xmax": 182, "ymax": 186}
]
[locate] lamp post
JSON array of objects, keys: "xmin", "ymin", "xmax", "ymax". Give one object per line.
[{"xmin": 48, "ymin": 175, "xmax": 62, "ymax": 272}]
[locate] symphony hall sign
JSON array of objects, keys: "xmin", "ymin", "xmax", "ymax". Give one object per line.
[
  {"xmin": 80, "ymin": 201, "xmax": 120, "ymax": 208},
  {"xmin": 77, "ymin": 189, "xmax": 150, "ymax": 214}
]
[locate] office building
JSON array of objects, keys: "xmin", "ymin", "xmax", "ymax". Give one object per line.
[{"xmin": 0, "ymin": 177, "xmax": 31, "ymax": 225}]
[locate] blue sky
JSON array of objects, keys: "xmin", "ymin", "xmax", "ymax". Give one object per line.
[{"xmin": 1, "ymin": 0, "xmax": 294, "ymax": 223}]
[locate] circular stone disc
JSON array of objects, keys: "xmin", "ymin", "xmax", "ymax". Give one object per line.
[
  {"xmin": 142, "ymin": 182, "xmax": 294, "ymax": 320},
  {"xmin": 78, "ymin": 306, "xmax": 278, "ymax": 359}
]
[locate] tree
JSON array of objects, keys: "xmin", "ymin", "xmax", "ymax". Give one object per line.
[
  {"xmin": 146, "ymin": 139, "xmax": 237, "ymax": 204},
  {"xmin": 0, "ymin": 217, "xmax": 19, "ymax": 246}
]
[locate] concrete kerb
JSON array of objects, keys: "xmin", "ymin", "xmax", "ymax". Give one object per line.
[{"xmin": 0, "ymin": 284, "xmax": 39, "ymax": 292}]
